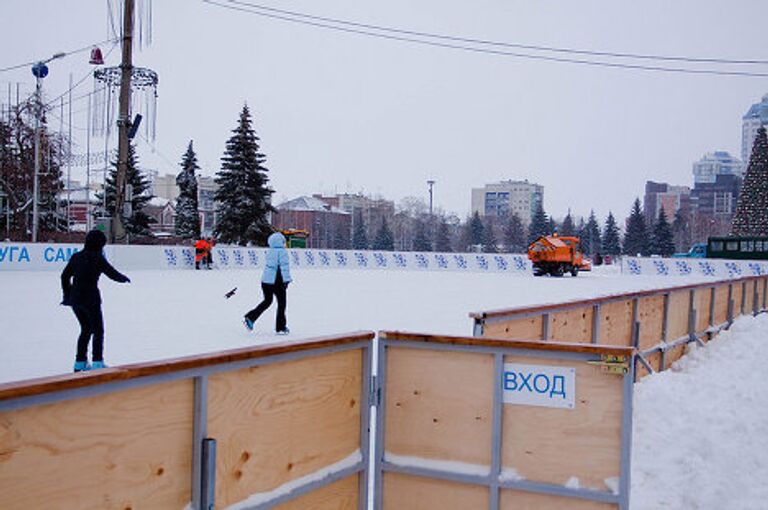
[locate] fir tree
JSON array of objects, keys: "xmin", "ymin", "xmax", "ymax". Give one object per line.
[
  {"xmin": 503, "ymin": 212, "xmax": 527, "ymax": 252},
  {"xmin": 412, "ymin": 219, "xmax": 432, "ymax": 252},
  {"xmin": 561, "ymin": 210, "xmax": 575, "ymax": 237},
  {"xmin": 102, "ymin": 142, "xmax": 153, "ymax": 236},
  {"xmin": 528, "ymin": 203, "xmax": 549, "ymax": 244},
  {"xmin": 482, "ymin": 216, "xmax": 498, "ymax": 253},
  {"xmin": 651, "ymin": 208, "xmax": 675, "ymax": 257},
  {"xmin": 580, "ymin": 210, "xmax": 602, "ymax": 255},
  {"xmin": 214, "ymin": 105, "xmax": 275, "ymax": 245},
  {"xmin": 622, "ymin": 198, "xmax": 650, "ymax": 256},
  {"xmin": 435, "ymin": 218, "xmax": 452, "ymax": 252},
  {"xmin": 602, "ymin": 212, "xmax": 622, "ymax": 255},
  {"xmin": 732, "ymin": 126, "xmax": 768, "ymax": 236},
  {"xmin": 174, "ymin": 141, "xmax": 200, "ymax": 239},
  {"xmin": 468, "ymin": 211, "xmax": 484, "ymax": 249},
  {"xmin": 353, "ymin": 211, "xmax": 368, "ymax": 249},
  {"xmin": 372, "ymin": 217, "xmax": 394, "ymax": 250}
]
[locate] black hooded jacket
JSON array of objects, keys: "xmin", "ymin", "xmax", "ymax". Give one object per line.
[{"xmin": 61, "ymin": 230, "xmax": 130, "ymax": 307}]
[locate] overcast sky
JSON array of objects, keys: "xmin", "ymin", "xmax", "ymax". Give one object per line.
[{"xmin": 2, "ymin": 0, "xmax": 767, "ymax": 222}]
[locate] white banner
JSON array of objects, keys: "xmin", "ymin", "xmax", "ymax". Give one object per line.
[
  {"xmin": 502, "ymin": 362, "xmax": 576, "ymax": 410},
  {"xmin": 621, "ymin": 256, "xmax": 768, "ymax": 279}
]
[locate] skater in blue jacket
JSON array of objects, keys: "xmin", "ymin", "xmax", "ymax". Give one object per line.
[{"xmin": 244, "ymin": 232, "xmax": 292, "ymax": 334}]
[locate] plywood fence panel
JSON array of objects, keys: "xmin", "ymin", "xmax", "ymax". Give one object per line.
[
  {"xmin": 483, "ymin": 316, "xmax": 543, "ymax": 340},
  {"xmin": 501, "ymin": 355, "xmax": 623, "ymax": 491},
  {"xmin": 761, "ymin": 278, "xmax": 768, "ymax": 310},
  {"xmin": 636, "ymin": 351, "xmax": 662, "ymax": 380},
  {"xmin": 714, "ymin": 285, "xmax": 730, "ymax": 325},
  {"xmin": 208, "ymin": 349, "xmax": 362, "ymax": 508},
  {"xmin": 732, "ymin": 283, "xmax": 744, "ymax": 317},
  {"xmin": 663, "ymin": 344, "xmax": 688, "ymax": 371},
  {"xmin": 598, "ymin": 300, "xmax": 634, "ymax": 346},
  {"xmin": 746, "ymin": 280, "xmax": 757, "ymax": 313},
  {"xmin": 636, "ymin": 295, "xmax": 665, "ymax": 350},
  {"xmin": 500, "ymin": 490, "xmax": 618, "ymax": 510},
  {"xmin": 273, "ymin": 475, "xmax": 359, "ymax": 510},
  {"xmin": 550, "ymin": 307, "xmax": 593, "ymax": 343},
  {"xmin": 666, "ymin": 291, "xmax": 690, "ymax": 340},
  {"xmin": 384, "ymin": 347, "xmax": 493, "ymax": 465},
  {"xmin": 0, "ymin": 380, "xmax": 193, "ymax": 510},
  {"xmin": 383, "ymin": 473, "xmax": 489, "ymax": 510},
  {"xmin": 694, "ymin": 287, "xmax": 713, "ymax": 333}
]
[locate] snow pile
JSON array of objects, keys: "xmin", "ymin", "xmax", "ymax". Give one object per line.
[
  {"xmin": 384, "ymin": 452, "xmax": 490, "ymax": 477},
  {"xmin": 631, "ymin": 314, "xmax": 768, "ymax": 510}
]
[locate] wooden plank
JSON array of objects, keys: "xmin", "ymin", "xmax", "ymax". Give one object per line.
[
  {"xmin": 0, "ymin": 331, "xmax": 374, "ymax": 402},
  {"xmin": 384, "ymin": 347, "xmax": 494, "ymax": 465},
  {"xmin": 664, "ymin": 343, "xmax": 688, "ymax": 369},
  {"xmin": 381, "ymin": 331, "xmax": 634, "ymax": 357},
  {"xmin": 636, "ymin": 295, "xmax": 665, "ymax": 350},
  {"xmin": 500, "ymin": 490, "xmax": 617, "ymax": 510},
  {"xmin": 732, "ymin": 283, "xmax": 743, "ymax": 319},
  {"xmin": 550, "ymin": 307, "xmax": 593, "ymax": 343},
  {"xmin": 482, "ymin": 316, "xmax": 544, "ymax": 341},
  {"xmin": 208, "ymin": 349, "xmax": 362, "ymax": 508},
  {"xmin": 636, "ymin": 351, "xmax": 662, "ymax": 379},
  {"xmin": 501, "ymin": 355, "xmax": 624, "ymax": 490},
  {"xmin": 666, "ymin": 291, "xmax": 690, "ymax": 340},
  {"xmin": 0, "ymin": 380, "xmax": 193, "ymax": 510},
  {"xmin": 597, "ymin": 300, "xmax": 634, "ymax": 346},
  {"xmin": 273, "ymin": 475, "xmax": 359, "ymax": 510},
  {"xmin": 383, "ymin": 473, "xmax": 489, "ymax": 510},
  {"xmin": 713, "ymin": 285, "xmax": 730, "ymax": 325},
  {"xmin": 694, "ymin": 288, "xmax": 712, "ymax": 333}
]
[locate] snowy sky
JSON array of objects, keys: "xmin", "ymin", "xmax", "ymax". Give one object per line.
[{"xmin": 2, "ymin": 0, "xmax": 767, "ymax": 221}]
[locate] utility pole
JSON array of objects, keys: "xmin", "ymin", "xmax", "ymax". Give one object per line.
[
  {"xmin": 427, "ymin": 180, "xmax": 435, "ymax": 217},
  {"xmin": 112, "ymin": 0, "xmax": 134, "ymax": 243}
]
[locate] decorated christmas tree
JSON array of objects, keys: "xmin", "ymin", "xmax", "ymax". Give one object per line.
[{"xmin": 731, "ymin": 126, "xmax": 768, "ymax": 236}]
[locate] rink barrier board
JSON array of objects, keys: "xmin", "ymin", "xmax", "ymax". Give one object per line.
[
  {"xmin": 374, "ymin": 331, "xmax": 634, "ymax": 510},
  {"xmin": 0, "ymin": 331, "xmax": 374, "ymax": 510},
  {"xmin": 471, "ymin": 275, "xmax": 768, "ymax": 380}
]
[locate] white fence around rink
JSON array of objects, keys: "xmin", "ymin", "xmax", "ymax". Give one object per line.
[
  {"xmin": 0, "ymin": 242, "xmax": 532, "ymax": 274},
  {"xmin": 621, "ymin": 256, "xmax": 768, "ymax": 278}
]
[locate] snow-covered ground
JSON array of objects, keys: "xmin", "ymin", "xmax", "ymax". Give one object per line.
[{"xmin": 1, "ymin": 266, "xmax": 766, "ymax": 508}]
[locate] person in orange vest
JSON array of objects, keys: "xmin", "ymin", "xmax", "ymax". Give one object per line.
[{"xmin": 195, "ymin": 238, "xmax": 209, "ymax": 270}]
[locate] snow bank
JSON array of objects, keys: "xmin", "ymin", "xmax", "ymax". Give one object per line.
[{"xmin": 384, "ymin": 452, "xmax": 490, "ymax": 477}]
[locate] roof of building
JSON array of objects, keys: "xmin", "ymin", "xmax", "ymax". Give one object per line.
[
  {"xmin": 743, "ymin": 95, "xmax": 768, "ymax": 120},
  {"xmin": 277, "ymin": 196, "xmax": 349, "ymax": 214}
]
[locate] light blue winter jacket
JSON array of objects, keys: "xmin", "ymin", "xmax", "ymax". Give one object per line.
[{"xmin": 262, "ymin": 232, "xmax": 292, "ymax": 284}]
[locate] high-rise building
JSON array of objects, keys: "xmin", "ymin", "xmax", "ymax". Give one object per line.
[
  {"xmin": 643, "ymin": 181, "xmax": 691, "ymax": 224},
  {"xmin": 742, "ymin": 93, "xmax": 768, "ymax": 163},
  {"xmin": 692, "ymin": 151, "xmax": 743, "ymax": 184},
  {"xmin": 470, "ymin": 180, "xmax": 543, "ymax": 225}
]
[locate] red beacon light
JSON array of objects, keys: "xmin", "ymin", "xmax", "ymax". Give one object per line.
[{"xmin": 89, "ymin": 47, "xmax": 104, "ymax": 65}]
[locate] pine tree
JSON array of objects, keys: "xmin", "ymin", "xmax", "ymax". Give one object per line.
[
  {"xmin": 622, "ymin": 198, "xmax": 650, "ymax": 256},
  {"xmin": 372, "ymin": 217, "xmax": 394, "ymax": 250},
  {"xmin": 528, "ymin": 203, "xmax": 549, "ymax": 243},
  {"xmin": 435, "ymin": 218, "xmax": 452, "ymax": 252},
  {"xmin": 174, "ymin": 141, "xmax": 200, "ymax": 239},
  {"xmin": 412, "ymin": 218, "xmax": 432, "ymax": 251},
  {"xmin": 353, "ymin": 211, "xmax": 368, "ymax": 249},
  {"xmin": 102, "ymin": 142, "xmax": 153, "ymax": 236},
  {"xmin": 503, "ymin": 212, "xmax": 527, "ymax": 252},
  {"xmin": 651, "ymin": 208, "xmax": 675, "ymax": 257},
  {"xmin": 214, "ymin": 105, "xmax": 275, "ymax": 245},
  {"xmin": 561, "ymin": 210, "xmax": 575, "ymax": 237},
  {"xmin": 468, "ymin": 212, "xmax": 484, "ymax": 249},
  {"xmin": 732, "ymin": 126, "xmax": 768, "ymax": 236},
  {"xmin": 482, "ymin": 216, "xmax": 498, "ymax": 253},
  {"xmin": 580, "ymin": 210, "xmax": 602, "ymax": 255},
  {"xmin": 602, "ymin": 212, "xmax": 622, "ymax": 255}
]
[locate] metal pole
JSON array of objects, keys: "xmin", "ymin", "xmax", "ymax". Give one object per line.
[
  {"xmin": 86, "ymin": 94, "xmax": 92, "ymax": 231},
  {"xmin": 427, "ymin": 180, "xmax": 435, "ymax": 216},
  {"xmin": 112, "ymin": 0, "xmax": 135, "ymax": 243},
  {"xmin": 32, "ymin": 75, "xmax": 41, "ymax": 242},
  {"xmin": 67, "ymin": 73, "xmax": 72, "ymax": 232}
]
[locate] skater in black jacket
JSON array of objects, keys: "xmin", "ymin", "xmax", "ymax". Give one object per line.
[{"xmin": 61, "ymin": 230, "xmax": 130, "ymax": 372}]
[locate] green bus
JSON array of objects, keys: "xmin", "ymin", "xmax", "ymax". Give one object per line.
[{"xmin": 706, "ymin": 236, "xmax": 768, "ymax": 260}]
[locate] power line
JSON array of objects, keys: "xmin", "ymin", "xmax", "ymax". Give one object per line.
[
  {"xmin": 45, "ymin": 42, "xmax": 120, "ymax": 108},
  {"xmin": 219, "ymin": 0, "xmax": 768, "ymax": 66},
  {"xmin": 0, "ymin": 38, "xmax": 120, "ymax": 74},
  {"xmin": 202, "ymin": 0, "xmax": 768, "ymax": 78}
]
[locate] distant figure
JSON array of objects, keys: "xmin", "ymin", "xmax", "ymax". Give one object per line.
[
  {"xmin": 195, "ymin": 238, "xmax": 212, "ymax": 270},
  {"xmin": 594, "ymin": 252, "xmax": 604, "ymax": 266},
  {"xmin": 206, "ymin": 237, "xmax": 216, "ymax": 268},
  {"xmin": 244, "ymin": 232, "xmax": 292, "ymax": 334},
  {"xmin": 61, "ymin": 230, "xmax": 130, "ymax": 372}
]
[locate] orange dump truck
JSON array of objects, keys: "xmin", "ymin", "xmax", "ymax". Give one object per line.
[{"xmin": 527, "ymin": 235, "xmax": 592, "ymax": 277}]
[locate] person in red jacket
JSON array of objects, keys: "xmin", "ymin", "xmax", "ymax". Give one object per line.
[{"xmin": 195, "ymin": 238, "xmax": 210, "ymax": 270}]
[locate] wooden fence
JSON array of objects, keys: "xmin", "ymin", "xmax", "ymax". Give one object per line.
[
  {"xmin": 0, "ymin": 332, "xmax": 375, "ymax": 510},
  {"xmin": 470, "ymin": 276, "xmax": 768, "ymax": 378},
  {"xmin": 374, "ymin": 331, "xmax": 635, "ymax": 510}
]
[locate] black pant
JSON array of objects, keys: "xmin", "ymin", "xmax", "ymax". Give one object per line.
[
  {"xmin": 245, "ymin": 282, "xmax": 288, "ymax": 332},
  {"xmin": 72, "ymin": 304, "xmax": 105, "ymax": 362}
]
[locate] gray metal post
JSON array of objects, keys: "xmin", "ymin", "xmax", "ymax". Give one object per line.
[
  {"xmin": 591, "ymin": 304, "xmax": 601, "ymax": 344},
  {"xmin": 754, "ymin": 280, "xmax": 760, "ymax": 316},
  {"xmin": 473, "ymin": 318, "xmax": 484, "ymax": 337},
  {"xmin": 541, "ymin": 313, "xmax": 550, "ymax": 340},
  {"xmin": 727, "ymin": 284, "xmax": 734, "ymax": 327},
  {"xmin": 709, "ymin": 287, "xmax": 716, "ymax": 328},
  {"xmin": 688, "ymin": 290, "xmax": 703, "ymax": 347},
  {"xmin": 618, "ymin": 357, "xmax": 635, "ymax": 510},
  {"xmin": 763, "ymin": 277, "xmax": 767, "ymax": 311},
  {"xmin": 31, "ymin": 74, "xmax": 41, "ymax": 242},
  {"xmin": 201, "ymin": 438, "xmax": 217, "ymax": 510},
  {"xmin": 373, "ymin": 340, "xmax": 388, "ymax": 510},
  {"xmin": 192, "ymin": 376, "xmax": 208, "ymax": 510},
  {"xmin": 489, "ymin": 353, "xmax": 504, "ymax": 510},
  {"xmin": 359, "ymin": 345, "xmax": 372, "ymax": 510},
  {"xmin": 741, "ymin": 282, "xmax": 747, "ymax": 315}
]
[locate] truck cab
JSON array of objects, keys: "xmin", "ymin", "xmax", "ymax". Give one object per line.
[{"xmin": 671, "ymin": 243, "xmax": 707, "ymax": 258}]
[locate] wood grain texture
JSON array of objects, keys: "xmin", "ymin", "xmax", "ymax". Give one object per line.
[
  {"xmin": 636, "ymin": 295, "xmax": 665, "ymax": 350},
  {"xmin": 482, "ymin": 316, "xmax": 544, "ymax": 341},
  {"xmin": 664, "ymin": 343, "xmax": 688, "ymax": 369},
  {"xmin": 272, "ymin": 475, "xmax": 359, "ymax": 510},
  {"xmin": 0, "ymin": 380, "xmax": 193, "ymax": 510},
  {"xmin": 597, "ymin": 300, "xmax": 634, "ymax": 346},
  {"xmin": 714, "ymin": 285, "xmax": 730, "ymax": 325},
  {"xmin": 383, "ymin": 473, "xmax": 489, "ymax": 510},
  {"xmin": 501, "ymin": 355, "xmax": 624, "ymax": 490},
  {"xmin": 694, "ymin": 288, "xmax": 712, "ymax": 333},
  {"xmin": 636, "ymin": 351, "xmax": 662, "ymax": 380},
  {"xmin": 500, "ymin": 490, "xmax": 618, "ymax": 510},
  {"xmin": 550, "ymin": 307, "xmax": 593, "ymax": 343},
  {"xmin": 732, "ymin": 283, "xmax": 744, "ymax": 317},
  {"xmin": 666, "ymin": 291, "xmax": 691, "ymax": 340},
  {"xmin": 208, "ymin": 349, "xmax": 362, "ymax": 508},
  {"xmin": 384, "ymin": 347, "xmax": 494, "ymax": 465}
]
